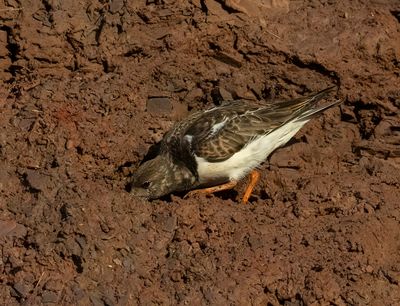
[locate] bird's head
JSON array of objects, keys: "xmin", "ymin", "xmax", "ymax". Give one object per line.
[{"xmin": 129, "ymin": 155, "xmax": 195, "ymax": 200}]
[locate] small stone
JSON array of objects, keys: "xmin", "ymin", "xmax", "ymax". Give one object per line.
[
  {"xmin": 374, "ymin": 119, "xmax": 395, "ymax": 137},
  {"xmin": 122, "ymin": 258, "xmax": 133, "ymax": 271},
  {"xmin": 218, "ymin": 87, "xmax": 233, "ymax": 101},
  {"xmin": 171, "ymin": 271, "xmax": 181, "ymax": 282},
  {"xmin": 185, "ymin": 87, "xmax": 204, "ymax": 101},
  {"xmin": 65, "ymin": 139, "xmax": 75, "ymax": 150},
  {"xmin": 0, "ymin": 220, "xmax": 17, "ymax": 237},
  {"xmin": 44, "ymin": 279, "xmax": 64, "ymax": 292},
  {"xmin": 113, "ymin": 258, "xmax": 122, "ymax": 266},
  {"xmin": 211, "ymin": 87, "xmax": 233, "ymax": 104},
  {"xmin": 364, "ymin": 203, "xmax": 374, "ymax": 214},
  {"xmin": 230, "ymin": 86, "xmax": 257, "ymax": 100},
  {"xmin": 213, "ymin": 51, "xmax": 242, "ymax": 68},
  {"xmin": 18, "ymin": 118, "xmax": 35, "ymax": 131},
  {"xmin": 8, "ymin": 223, "xmax": 27, "ymax": 238},
  {"xmin": 42, "ymin": 290, "xmax": 59, "ymax": 303},
  {"xmin": 340, "ymin": 106, "xmax": 356, "ymax": 123},
  {"xmin": 13, "ymin": 282, "xmax": 30, "ymax": 298},
  {"xmin": 204, "ymin": 0, "xmax": 231, "ymax": 19},
  {"xmin": 75, "ymin": 235, "xmax": 87, "ymax": 249},
  {"xmin": 156, "ymin": 9, "xmax": 173, "ymax": 17},
  {"xmin": 25, "ymin": 170, "xmax": 48, "ymax": 191},
  {"xmin": 191, "ymin": 0, "xmax": 202, "ymax": 8},
  {"xmin": 223, "ymin": 0, "xmax": 290, "ymax": 16},
  {"xmin": 146, "ymin": 97, "xmax": 172, "ymax": 115},
  {"xmin": 162, "ymin": 215, "xmax": 177, "ymax": 232},
  {"xmin": 109, "ymin": 0, "xmax": 124, "ymax": 13}
]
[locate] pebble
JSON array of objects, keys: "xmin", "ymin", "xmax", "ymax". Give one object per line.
[
  {"xmin": 65, "ymin": 139, "xmax": 76, "ymax": 150},
  {"xmin": 25, "ymin": 170, "xmax": 48, "ymax": 191},
  {"xmin": 146, "ymin": 97, "xmax": 172, "ymax": 115},
  {"xmin": 13, "ymin": 282, "xmax": 30, "ymax": 298},
  {"xmin": 213, "ymin": 51, "xmax": 242, "ymax": 68},
  {"xmin": 0, "ymin": 220, "xmax": 17, "ymax": 237},
  {"xmin": 185, "ymin": 87, "xmax": 204, "ymax": 101},
  {"xmin": 110, "ymin": 0, "xmax": 124, "ymax": 13},
  {"xmin": 41, "ymin": 290, "xmax": 59, "ymax": 304}
]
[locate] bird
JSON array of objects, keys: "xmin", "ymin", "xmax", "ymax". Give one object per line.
[{"xmin": 130, "ymin": 86, "xmax": 341, "ymax": 203}]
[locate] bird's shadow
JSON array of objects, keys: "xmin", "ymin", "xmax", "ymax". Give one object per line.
[{"xmin": 170, "ymin": 189, "xmax": 239, "ymax": 203}]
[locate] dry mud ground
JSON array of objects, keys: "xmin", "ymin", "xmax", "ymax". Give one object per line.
[{"xmin": 1, "ymin": 0, "xmax": 400, "ymax": 305}]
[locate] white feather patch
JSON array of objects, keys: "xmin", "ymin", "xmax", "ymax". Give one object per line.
[
  {"xmin": 210, "ymin": 118, "xmax": 228, "ymax": 136},
  {"xmin": 184, "ymin": 134, "xmax": 193, "ymax": 144},
  {"xmin": 195, "ymin": 119, "xmax": 308, "ymax": 183}
]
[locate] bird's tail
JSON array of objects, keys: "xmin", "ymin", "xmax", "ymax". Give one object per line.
[
  {"xmin": 293, "ymin": 86, "xmax": 342, "ymax": 122},
  {"xmin": 295, "ymin": 98, "xmax": 342, "ymax": 122}
]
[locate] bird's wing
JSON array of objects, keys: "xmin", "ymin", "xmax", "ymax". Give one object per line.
[{"xmin": 185, "ymin": 86, "xmax": 339, "ymax": 162}]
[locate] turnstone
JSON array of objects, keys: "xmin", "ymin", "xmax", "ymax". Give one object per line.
[{"xmin": 130, "ymin": 86, "xmax": 340, "ymax": 203}]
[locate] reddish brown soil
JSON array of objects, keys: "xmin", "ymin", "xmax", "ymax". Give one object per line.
[{"xmin": 1, "ymin": 0, "xmax": 400, "ymax": 305}]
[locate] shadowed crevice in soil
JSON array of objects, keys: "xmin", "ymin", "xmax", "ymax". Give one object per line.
[
  {"xmin": 288, "ymin": 55, "xmax": 341, "ymax": 85},
  {"xmin": 390, "ymin": 10, "xmax": 400, "ymax": 23}
]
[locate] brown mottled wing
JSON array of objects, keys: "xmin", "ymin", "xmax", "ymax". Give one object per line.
[
  {"xmin": 161, "ymin": 110, "xmax": 206, "ymax": 177},
  {"xmin": 190, "ymin": 86, "xmax": 338, "ymax": 162}
]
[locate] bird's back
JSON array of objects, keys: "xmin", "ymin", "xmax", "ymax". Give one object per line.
[{"xmin": 161, "ymin": 86, "xmax": 339, "ymax": 182}]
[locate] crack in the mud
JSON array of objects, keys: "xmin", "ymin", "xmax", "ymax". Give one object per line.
[
  {"xmin": 0, "ymin": 26, "xmax": 19, "ymax": 62},
  {"xmin": 390, "ymin": 10, "xmax": 400, "ymax": 23},
  {"xmin": 288, "ymin": 55, "xmax": 341, "ymax": 85},
  {"xmin": 0, "ymin": 25, "xmax": 21, "ymax": 77},
  {"xmin": 352, "ymin": 101, "xmax": 382, "ymax": 139},
  {"xmin": 71, "ymin": 254, "xmax": 84, "ymax": 273}
]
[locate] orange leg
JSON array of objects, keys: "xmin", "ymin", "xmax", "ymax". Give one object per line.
[
  {"xmin": 184, "ymin": 181, "xmax": 238, "ymax": 199},
  {"xmin": 241, "ymin": 170, "xmax": 261, "ymax": 204}
]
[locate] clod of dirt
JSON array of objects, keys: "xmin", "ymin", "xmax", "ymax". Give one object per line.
[
  {"xmin": 12, "ymin": 282, "xmax": 30, "ymax": 299},
  {"xmin": 41, "ymin": 290, "xmax": 59, "ymax": 304},
  {"xmin": 146, "ymin": 97, "xmax": 173, "ymax": 115},
  {"xmin": 211, "ymin": 87, "xmax": 233, "ymax": 104},
  {"xmin": 223, "ymin": 0, "xmax": 290, "ymax": 16},
  {"xmin": 213, "ymin": 51, "xmax": 243, "ymax": 68},
  {"xmin": 24, "ymin": 170, "xmax": 49, "ymax": 192},
  {"xmin": 0, "ymin": 220, "xmax": 17, "ymax": 237},
  {"xmin": 109, "ymin": 0, "xmax": 125, "ymax": 14}
]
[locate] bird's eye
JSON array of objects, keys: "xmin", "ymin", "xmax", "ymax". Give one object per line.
[{"xmin": 141, "ymin": 182, "xmax": 151, "ymax": 189}]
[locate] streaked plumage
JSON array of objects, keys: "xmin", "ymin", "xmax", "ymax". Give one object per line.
[{"xmin": 130, "ymin": 86, "xmax": 340, "ymax": 202}]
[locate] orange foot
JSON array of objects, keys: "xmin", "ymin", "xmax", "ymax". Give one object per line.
[
  {"xmin": 184, "ymin": 181, "xmax": 238, "ymax": 200},
  {"xmin": 241, "ymin": 170, "xmax": 260, "ymax": 204},
  {"xmin": 184, "ymin": 170, "xmax": 261, "ymax": 204}
]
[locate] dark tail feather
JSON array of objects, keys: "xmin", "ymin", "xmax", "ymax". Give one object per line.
[
  {"xmin": 306, "ymin": 86, "xmax": 337, "ymax": 104},
  {"xmin": 293, "ymin": 86, "xmax": 341, "ymax": 121},
  {"xmin": 273, "ymin": 86, "xmax": 337, "ymax": 114},
  {"xmin": 296, "ymin": 98, "xmax": 342, "ymax": 121}
]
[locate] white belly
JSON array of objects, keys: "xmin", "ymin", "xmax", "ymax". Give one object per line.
[{"xmin": 195, "ymin": 119, "xmax": 307, "ymax": 183}]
